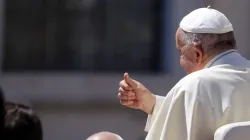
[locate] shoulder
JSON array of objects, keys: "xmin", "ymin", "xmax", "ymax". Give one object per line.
[
  {"xmin": 172, "ymin": 69, "xmax": 215, "ymax": 99},
  {"xmin": 175, "ymin": 68, "xmax": 212, "ymax": 89}
]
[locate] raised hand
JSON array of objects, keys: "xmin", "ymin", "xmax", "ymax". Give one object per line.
[{"xmin": 118, "ymin": 73, "xmax": 156, "ymax": 114}]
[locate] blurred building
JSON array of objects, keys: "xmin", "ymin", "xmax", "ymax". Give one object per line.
[{"xmin": 0, "ymin": 0, "xmax": 250, "ymax": 139}]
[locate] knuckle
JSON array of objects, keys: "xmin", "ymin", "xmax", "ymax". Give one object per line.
[
  {"xmin": 119, "ymin": 81, "xmax": 124, "ymax": 86},
  {"xmin": 120, "ymin": 100, "xmax": 126, "ymax": 105},
  {"xmin": 119, "ymin": 80, "xmax": 126, "ymax": 86},
  {"xmin": 117, "ymin": 93, "xmax": 121, "ymax": 98},
  {"xmin": 122, "ymin": 84, "xmax": 128, "ymax": 89},
  {"xmin": 118, "ymin": 93, "xmax": 127, "ymax": 100},
  {"xmin": 118, "ymin": 87, "xmax": 124, "ymax": 92}
]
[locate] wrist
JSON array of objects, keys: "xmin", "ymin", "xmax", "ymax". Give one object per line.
[{"xmin": 146, "ymin": 94, "xmax": 156, "ymax": 115}]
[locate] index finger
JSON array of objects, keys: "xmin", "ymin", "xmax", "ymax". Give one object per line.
[{"xmin": 119, "ymin": 80, "xmax": 133, "ymax": 91}]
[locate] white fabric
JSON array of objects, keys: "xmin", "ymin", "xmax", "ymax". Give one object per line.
[
  {"xmin": 180, "ymin": 7, "xmax": 233, "ymax": 33},
  {"xmin": 145, "ymin": 51, "xmax": 250, "ymax": 140},
  {"xmin": 204, "ymin": 49, "xmax": 237, "ymax": 68},
  {"xmin": 145, "ymin": 95, "xmax": 165, "ymax": 132},
  {"xmin": 214, "ymin": 121, "xmax": 250, "ymax": 140}
]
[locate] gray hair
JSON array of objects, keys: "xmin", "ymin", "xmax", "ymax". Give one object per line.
[{"xmin": 180, "ymin": 31, "xmax": 237, "ymax": 56}]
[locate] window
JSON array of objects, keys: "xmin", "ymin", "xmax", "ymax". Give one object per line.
[{"xmin": 3, "ymin": 0, "xmax": 163, "ymax": 72}]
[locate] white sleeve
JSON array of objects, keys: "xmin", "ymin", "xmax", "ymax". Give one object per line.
[
  {"xmin": 145, "ymin": 78, "xmax": 216, "ymax": 140},
  {"xmin": 144, "ymin": 95, "xmax": 165, "ymax": 132}
]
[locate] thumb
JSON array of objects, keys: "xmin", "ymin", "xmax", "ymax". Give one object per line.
[{"xmin": 124, "ymin": 72, "xmax": 137, "ymax": 89}]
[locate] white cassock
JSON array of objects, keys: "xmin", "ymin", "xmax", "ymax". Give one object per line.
[{"xmin": 145, "ymin": 50, "xmax": 250, "ymax": 140}]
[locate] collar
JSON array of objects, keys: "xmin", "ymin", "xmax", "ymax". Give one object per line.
[{"xmin": 204, "ymin": 49, "xmax": 237, "ymax": 68}]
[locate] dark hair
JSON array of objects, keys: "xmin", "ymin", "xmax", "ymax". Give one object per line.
[
  {"xmin": 4, "ymin": 102, "xmax": 43, "ymax": 140},
  {"xmin": 0, "ymin": 89, "xmax": 4, "ymax": 137}
]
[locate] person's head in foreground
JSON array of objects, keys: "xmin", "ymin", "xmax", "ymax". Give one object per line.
[
  {"xmin": 176, "ymin": 6, "xmax": 236, "ymax": 74},
  {"xmin": 0, "ymin": 89, "xmax": 4, "ymax": 136},
  {"xmin": 4, "ymin": 102, "xmax": 43, "ymax": 140},
  {"xmin": 86, "ymin": 131, "xmax": 123, "ymax": 140}
]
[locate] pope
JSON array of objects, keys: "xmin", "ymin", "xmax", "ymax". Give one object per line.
[{"xmin": 118, "ymin": 7, "xmax": 250, "ymax": 140}]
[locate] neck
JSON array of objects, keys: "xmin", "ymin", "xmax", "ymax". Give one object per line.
[
  {"xmin": 202, "ymin": 49, "xmax": 236, "ymax": 68},
  {"xmin": 202, "ymin": 55, "xmax": 215, "ymax": 68}
]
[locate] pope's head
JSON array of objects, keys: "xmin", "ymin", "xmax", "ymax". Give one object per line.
[{"xmin": 176, "ymin": 7, "xmax": 237, "ymax": 74}]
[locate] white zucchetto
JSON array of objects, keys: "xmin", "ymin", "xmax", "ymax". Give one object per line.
[{"xmin": 180, "ymin": 6, "xmax": 233, "ymax": 34}]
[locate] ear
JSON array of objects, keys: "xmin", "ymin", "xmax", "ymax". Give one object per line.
[{"xmin": 193, "ymin": 42, "xmax": 204, "ymax": 64}]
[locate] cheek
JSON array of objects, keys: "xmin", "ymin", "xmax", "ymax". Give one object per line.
[
  {"xmin": 180, "ymin": 55, "xmax": 186, "ymax": 67},
  {"xmin": 180, "ymin": 55, "xmax": 197, "ymax": 73},
  {"xmin": 180, "ymin": 55, "xmax": 190, "ymax": 68}
]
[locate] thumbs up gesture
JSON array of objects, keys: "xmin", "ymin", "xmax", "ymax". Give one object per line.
[{"xmin": 118, "ymin": 73, "xmax": 156, "ymax": 114}]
